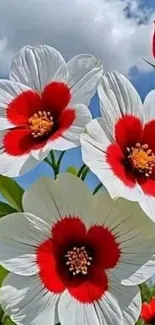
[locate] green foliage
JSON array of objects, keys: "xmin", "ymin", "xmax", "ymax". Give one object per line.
[
  {"xmin": 140, "ymin": 282, "xmax": 155, "ymax": 302},
  {"xmin": 0, "ymin": 202, "xmax": 16, "ymax": 218},
  {"xmin": 0, "ymin": 176, "xmax": 24, "ymax": 212},
  {"xmin": 0, "ymin": 266, "xmax": 8, "ymax": 287},
  {"xmin": 66, "ymin": 166, "xmax": 78, "ymax": 175}
]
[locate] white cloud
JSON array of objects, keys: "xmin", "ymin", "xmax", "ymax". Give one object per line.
[{"xmin": 0, "ymin": 0, "xmax": 154, "ymax": 76}]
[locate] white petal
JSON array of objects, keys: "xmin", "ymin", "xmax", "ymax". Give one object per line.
[
  {"xmin": 31, "ymin": 136, "xmax": 77, "ymax": 159},
  {"xmin": 23, "ymin": 177, "xmax": 61, "ymax": 224},
  {"xmin": 143, "ymin": 90, "xmax": 155, "ymax": 123},
  {"xmin": 98, "ymin": 71, "xmax": 143, "ymax": 140},
  {"xmin": 23, "ymin": 174, "xmax": 95, "ymax": 227},
  {"xmin": 108, "ymin": 277, "xmax": 141, "ymax": 325},
  {"xmin": 138, "ymin": 195, "xmax": 155, "ymax": 223},
  {"xmin": 0, "ymin": 80, "xmax": 32, "ymax": 130},
  {"xmin": 58, "ymin": 290, "xmax": 123, "ymax": 325},
  {"xmin": 0, "ymin": 212, "xmax": 50, "ymax": 275},
  {"xmin": 63, "ymin": 104, "xmax": 92, "ymax": 145},
  {"xmin": 0, "ymin": 151, "xmax": 40, "ymax": 177},
  {"xmin": 10, "ymin": 45, "xmax": 66, "ymax": 92},
  {"xmin": 0, "ymin": 273, "xmax": 59, "ymax": 325},
  {"xmin": 81, "ymin": 118, "xmax": 142, "ymax": 202},
  {"xmin": 93, "ymin": 191, "xmax": 155, "ymax": 284},
  {"xmin": 65, "ymin": 55, "xmax": 103, "ymax": 106}
]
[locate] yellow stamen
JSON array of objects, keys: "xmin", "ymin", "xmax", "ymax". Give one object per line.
[
  {"xmin": 127, "ymin": 143, "xmax": 155, "ymax": 177},
  {"xmin": 65, "ymin": 246, "xmax": 92, "ymax": 276},
  {"xmin": 29, "ymin": 111, "xmax": 53, "ymax": 138}
]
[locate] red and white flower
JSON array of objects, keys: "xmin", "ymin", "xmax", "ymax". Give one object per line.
[
  {"xmin": 0, "ymin": 45, "xmax": 103, "ymax": 177},
  {"xmin": 0, "ymin": 174, "xmax": 155, "ymax": 325},
  {"xmin": 81, "ymin": 71, "xmax": 155, "ymax": 221}
]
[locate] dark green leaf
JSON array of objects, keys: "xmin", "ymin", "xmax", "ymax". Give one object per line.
[
  {"xmin": 0, "ymin": 202, "xmax": 16, "ymax": 218},
  {"xmin": 0, "ymin": 265, "xmax": 8, "ymax": 287},
  {"xmin": 0, "ymin": 176, "xmax": 24, "ymax": 211}
]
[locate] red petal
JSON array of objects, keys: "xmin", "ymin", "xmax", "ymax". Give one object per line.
[
  {"xmin": 150, "ymin": 298, "xmax": 155, "ymax": 317},
  {"xmin": 49, "ymin": 108, "xmax": 76, "ymax": 141},
  {"xmin": 106, "ymin": 143, "xmax": 136, "ymax": 187},
  {"xmin": 86, "ymin": 225, "xmax": 121, "ymax": 269},
  {"xmin": 42, "ymin": 82, "xmax": 71, "ymax": 119},
  {"xmin": 142, "ymin": 120, "xmax": 155, "ymax": 154},
  {"xmin": 152, "ymin": 21, "xmax": 155, "ymax": 58},
  {"xmin": 7, "ymin": 91, "xmax": 43, "ymax": 126},
  {"xmin": 138, "ymin": 177, "xmax": 155, "ymax": 197},
  {"xmin": 3, "ymin": 128, "xmax": 47, "ymax": 156},
  {"xmin": 67, "ymin": 266, "xmax": 108, "ymax": 303},
  {"xmin": 141, "ymin": 303, "xmax": 152, "ymax": 322},
  {"xmin": 115, "ymin": 115, "xmax": 143, "ymax": 151},
  {"xmin": 52, "ymin": 217, "xmax": 87, "ymax": 248},
  {"xmin": 36, "ymin": 239, "xmax": 65, "ymax": 293}
]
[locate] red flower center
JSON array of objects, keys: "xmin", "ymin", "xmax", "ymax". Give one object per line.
[
  {"xmin": 28, "ymin": 111, "xmax": 54, "ymax": 138},
  {"xmin": 37, "ymin": 217, "xmax": 121, "ymax": 303},
  {"xmin": 126, "ymin": 143, "xmax": 155, "ymax": 177}
]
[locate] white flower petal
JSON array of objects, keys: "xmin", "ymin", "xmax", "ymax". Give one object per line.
[
  {"xmin": 138, "ymin": 195, "xmax": 155, "ymax": 224},
  {"xmin": 0, "ymin": 151, "xmax": 40, "ymax": 177},
  {"xmin": 98, "ymin": 71, "xmax": 143, "ymax": 141},
  {"xmin": 0, "ymin": 273, "xmax": 59, "ymax": 325},
  {"xmin": 81, "ymin": 118, "xmax": 142, "ymax": 202},
  {"xmin": 0, "ymin": 80, "xmax": 32, "ymax": 130},
  {"xmin": 63, "ymin": 104, "xmax": 92, "ymax": 145},
  {"xmin": 10, "ymin": 45, "xmax": 66, "ymax": 92},
  {"xmin": 0, "ymin": 212, "xmax": 50, "ymax": 275},
  {"xmin": 31, "ymin": 136, "xmax": 77, "ymax": 159},
  {"xmin": 65, "ymin": 54, "xmax": 103, "ymax": 106},
  {"xmin": 23, "ymin": 174, "xmax": 95, "ymax": 227},
  {"xmin": 23, "ymin": 177, "xmax": 61, "ymax": 224},
  {"xmin": 143, "ymin": 90, "xmax": 155, "ymax": 123},
  {"xmin": 108, "ymin": 278, "xmax": 141, "ymax": 325},
  {"xmin": 58, "ymin": 290, "xmax": 123, "ymax": 325},
  {"xmin": 93, "ymin": 191, "xmax": 155, "ymax": 285}
]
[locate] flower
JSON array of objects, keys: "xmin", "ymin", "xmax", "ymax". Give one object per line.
[
  {"xmin": 0, "ymin": 45, "xmax": 103, "ymax": 177},
  {"xmin": 0, "ymin": 174, "xmax": 155, "ymax": 325},
  {"xmin": 141, "ymin": 298, "xmax": 155, "ymax": 324},
  {"xmin": 81, "ymin": 71, "xmax": 155, "ymax": 221}
]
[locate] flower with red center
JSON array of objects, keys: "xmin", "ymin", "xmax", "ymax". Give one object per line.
[
  {"xmin": 0, "ymin": 45, "xmax": 103, "ymax": 177},
  {"xmin": 81, "ymin": 71, "xmax": 155, "ymax": 221},
  {"xmin": 141, "ymin": 298, "xmax": 155, "ymax": 324},
  {"xmin": 0, "ymin": 174, "xmax": 155, "ymax": 325}
]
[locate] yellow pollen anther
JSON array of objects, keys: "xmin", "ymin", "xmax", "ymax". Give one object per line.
[
  {"xmin": 127, "ymin": 143, "xmax": 155, "ymax": 177},
  {"xmin": 65, "ymin": 246, "xmax": 92, "ymax": 276},
  {"xmin": 29, "ymin": 111, "xmax": 54, "ymax": 138}
]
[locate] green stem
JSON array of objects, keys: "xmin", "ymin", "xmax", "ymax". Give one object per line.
[
  {"xmin": 57, "ymin": 151, "xmax": 66, "ymax": 172},
  {"xmin": 77, "ymin": 164, "xmax": 87, "ymax": 177},
  {"xmin": 81, "ymin": 166, "xmax": 89, "ymax": 181},
  {"xmin": 93, "ymin": 182, "xmax": 103, "ymax": 195},
  {"xmin": 45, "ymin": 150, "xmax": 66, "ymax": 179},
  {"xmin": 44, "ymin": 157, "xmax": 52, "ymax": 166}
]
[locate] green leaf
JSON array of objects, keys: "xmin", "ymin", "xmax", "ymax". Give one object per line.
[
  {"xmin": 2, "ymin": 316, "xmax": 15, "ymax": 325},
  {"xmin": 0, "ymin": 265, "xmax": 8, "ymax": 286},
  {"xmin": 0, "ymin": 176, "xmax": 24, "ymax": 211},
  {"xmin": 0, "ymin": 202, "xmax": 16, "ymax": 218},
  {"xmin": 66, "ymin": 166, "xmax": 77, "ymax": 175}
]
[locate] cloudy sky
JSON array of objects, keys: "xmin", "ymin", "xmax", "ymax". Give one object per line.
[{"xmin": 1, "ymin": 0, "xmax": 155, "ymax": 189}]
